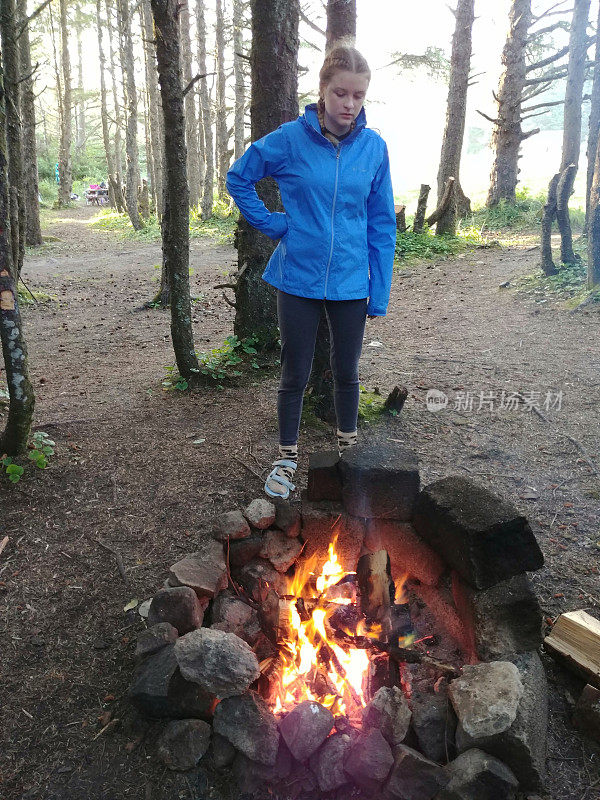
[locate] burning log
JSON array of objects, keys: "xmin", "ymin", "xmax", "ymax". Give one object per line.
[
  {"xmin": 371, "ymin": 640, "xmax": 459, "ymax": 679},
  {"xmin": 356, "ymin": 550, "xmax": 394, "ymax": 629}
]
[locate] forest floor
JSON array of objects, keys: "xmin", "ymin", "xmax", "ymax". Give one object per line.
[{"xmin": 1, "ymin": 204, "xmax": 600, "ymax": 800}]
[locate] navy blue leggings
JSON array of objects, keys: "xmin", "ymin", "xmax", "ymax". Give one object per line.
[{"xmin": 277, "ymin": 290, "xmax": 367, "ymax": 446}]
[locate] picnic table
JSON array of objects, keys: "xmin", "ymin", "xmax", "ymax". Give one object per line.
[{"xmin": 85, "ymin": 187, "xmax": 109, "ymax": 206}]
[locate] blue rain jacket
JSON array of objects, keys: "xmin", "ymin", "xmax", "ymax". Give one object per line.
[{"xmin": 225, "ymin": 103, "xmax": 396, "ymax": 316}]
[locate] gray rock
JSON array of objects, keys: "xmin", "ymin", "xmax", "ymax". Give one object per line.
[
  {"xmin": 147, "ymin": 586, "xmax": 205, "ymax": 635},
  {"xmin": 169, "ymin": 539, "xmax": 227, "ymax": 598},
  {"xmin": 213, "ymin": 509, "xmax": 251, "ymax": 541},
  {"xmin": 175, "ymin": 627, "xmax": 260, "ymax": 698},
  {"xmin": 231, "ymin": 739, "xmax": 293, "ymax": 792},
  {"xmin": 209, "ymin": 732, "xmax": 236, "ymax": 769},
  {"xmin": 451, "ymin": 653, "xmax": 547, "ymax": 790},
  {"xmin": 338, "ymin": 440, "xmax": 420, "ymax": 519},
  {"xmin": 363, "ymin": 686, "xmax": 412, "ymax": 747},
  {"xmin": 466, "ymin": 575, "xmax": 543, "ymax": 661},
  {"xmin": 384, "ymin": 744, "xmax": 448, "ymax": 799},
  {"xmin": 213, "ymin": 691, "xmax": 280, "ymax": 766},
  {"xmin": 156, "ymin": 719, "xmax": 211, "ymax": 771},
  {"xmin": 310, "ymin": 733, "xmax": 353, "ymax": 792},
  {"xmin": 210, "ymin": 593, "xmax": 261, "ymax": 645},
  {"xmin": 228, "ymin": 533, "xmax": 264, "ymax": 568},
  {"xmin": 273, "ymin": 502, "xmax": 301, "ymax": 537},
  {"xmin": 449, "ymin": 662, "xmax": 524, "ymax": 741},
  {"xmin": 435, "ymin": 748, "xmax": 518, "ymax": 800},
  {"xmin": 412, "ymin": 477, "xmax": 544, "ymax": 590},
  {"xmin": 244, "ymin": 498, "xmax": 276, "ymax": 529},
  {"xmin": 135, "ymin": 623, "xmax": 178, "ymax": 661},
  {"xmin": 235, "ymin": 557, "xmax": 288, "ymax": 597},
  {"xmin": 344, "ymin": 729, "xmax": 394, "ymax": 793},
  {"xmin": 260, "ymin": 529, "xmax": 302, "ymax": 572},
  {"xmin": 128, "ymin": 644, "xmax": 215, "ymax": 719},
  {"xmin": 307, "ymin": 450, "xmax": 342, "ymax": 502},
  {"xmin": 279, "ymin": 700, "xmax": 334, "ymax": 762},
  {"xmin": 411, "ymin": 689, "xmax": 457, "ymax": 764}
]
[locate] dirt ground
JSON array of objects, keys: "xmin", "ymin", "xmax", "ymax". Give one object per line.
[{"xmin": 1, "ymin": 205, "xmax": 599, "ymax": 800}]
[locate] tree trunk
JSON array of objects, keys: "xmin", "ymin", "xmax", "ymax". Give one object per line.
[
  {"xmin": 233, "ymin": 0, "xmax": 300, "ymax": 346},
  {"xmin": 75, "ymin": 11, "xmax": 86, "ymax": 159},
  {"xmin": 413, "ymin": 184, "xmax": 431, "ymax": 233},
  {"xmin": 150, "ymin": 0, "xmax": 200, "ymax": 380},
  {"xmin": 560, "ymin": 0, "xmax": 591, "ymax": 173},
  {"xmin": 0, "ymin": 59, "xmax": 35, "ymax": 456},
  {"xmin": 17, "ymin": 0, "xmax": 43, "ymax": 248},
  {"xmin": 585, "ymin": 1, "xmax": 600, "ymax": 230},
  {"xmin": 116, "ymin": 0, "xmax": 143, "ymax": 229},
  {"xmin": 541, "ymin": 172, "xmax": 560, "ymax": 275},
  {"xmin": 57, "ymin": 0, "xmax": 73, "ymax": 207},
  {"xmin": 487, "ymin": 0, "xmax": 532, "ymax": 207},
  {"xmin": 556, "ymin": 164, "xmax": 578, "ymax": 264},
  {"xmin": 326, "ymin": 0, "xmax": 356, "ymax": 49},
  {"xmin": 588, "ymin": 131, "xmax": 600, "ymax": 287},
  {"xmin": 435, "ymin": 0, "xmax": 474, "ymax": 235},
  {"xmin": 233, "ymin": 0, "xmax": 247, "ymax": 162},
  {"xmin": 105, "ymin": 0, "xmax": 124, "ymax": 209},
  {"xmin": 96, "ymin": 0, "xmax": 119, "ymax": 210},
  {"xmin": 179, "ymin": 1, "xmax": 202, "ymax": 207},
  {"xmin": 0, "ymin": 0, "xmax": 25, "ymax": 277},
  {"xmin": 140, "ymin": 0, "xmax": 164, "ymax": 219},
  {"xmin": 215, "ymin": 0, "xmax": 230, "ymax": 200},
  {"xmin": 196, "ymin": 0, "xmax": 214, "ymax": 219}
]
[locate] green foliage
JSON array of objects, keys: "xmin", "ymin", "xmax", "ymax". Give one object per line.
[
  {"xmin": 391, "ymin": 46, "xmax": 450, "ymax": 81},
  {"xmin": 468, "ymin": 188, "xmax": 585, "ymax": 233},
  {"xmin": 395, "ymin": 224, "xmax": 484, "ymax": 262},
  {"xmin": 357, "ymin": 386, "xmax": 386, "ymax": 423},
  {"xmin": 162, "ymin": 335, "xmax": 261, "ymax": 391},
  {"xmin": 513, "ymin": 238, "xmax": 596, "ymax": 305},
  {"xmin": 17, "ymin": 285, "xmax": 55, "ymax": 305},
  {"xmin": 38, "ymin": 177, "xmax": 58, "ymax": 207},
  {"xmin": 1, "ymin": 431, "xmax": 56, "ymax": 484}
]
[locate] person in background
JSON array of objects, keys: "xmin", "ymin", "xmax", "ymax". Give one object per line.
[{"xmin": 226, "ymin": 41, "xmax": 396, "ymax": 500}]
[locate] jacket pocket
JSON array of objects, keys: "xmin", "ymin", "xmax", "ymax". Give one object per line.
[{"xmin": 278, "ymin": 236, "xmax": 287, "ymax": 282}]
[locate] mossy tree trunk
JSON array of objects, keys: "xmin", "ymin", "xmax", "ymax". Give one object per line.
[
  {"xmin": 233, "ymin": 0, "xmax": 300, "ymax": 348},
  {"xmin": 150, "ymin": 0, "xmax": 200, "ymax": 381},
  {"xmin": 57, "ymin": 0, "xmax": 73, "ymax": 208},
  {"xmin": 196, "ymin": 0, "xmax": 214, "ymax": 220},
  {"xmin": 0, "ymin": 56, "xmax": 34, "ymax": 456}
]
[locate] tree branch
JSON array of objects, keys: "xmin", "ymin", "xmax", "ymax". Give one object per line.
[
  {"xmin": 300, "ymin": 8, "xmax": 325, "ymax": 38},
  {"xmin": 183, "ymin": 71, "xmax": 213, "ymax": 97},
  {"xmin": 476, "ymin": 109, "xmax": 498, "ymax": 124},
  {"xmin": 526, "ymin": 45, "xmax": 569, "ymax": 71},
  {"xmin": 522, "ymin": 99, "xmax": 565, "ymax": 112},
  {"xmin": 16, "ymin": 0, "xmax": 53, "ymax": 40},
  {"xmin": 521, "ymin": 127, "xmax": 541, "ymax": 139}
]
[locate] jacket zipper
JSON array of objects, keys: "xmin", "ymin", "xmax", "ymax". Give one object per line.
[{"xmin": 324, "ymin": 144, "xmax": 341, "ymax": 299}]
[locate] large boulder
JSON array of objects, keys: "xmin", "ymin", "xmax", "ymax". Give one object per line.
[
  {"xmin": 213, "ymin": 509, "xmax": 251, "ymax": 541},
  {"xmin": 310, "ymin": 732, "xmax": 353, "ymax": 792},
  {"xmin": 435, "ymin": 748, "xmax": 519, "ymax": 800},
  {"xmin": 213, "ymin": 691, "xmax": 280, "ymax": 766},
  {"xmin": 210, "ymin": 593, "xmax": 261, "ymax": 645},
  {"xmin": 338, "ymin": 441, "xmax": 420, "ymax": 520},
  {"xmin": 412, "ymin": 477, "xmax": 543, "ymax": 590},
  {"xmin": 384, "ymin": 743, "xmax": 448, "ymax": 799},
  {"xmin": 279, "ymin": 700, "xmax": 334, "ymax": 762},
  {"xmin": 175, "ymin": 628, "xmax": 260, "ymax": 698},
  {"xmin": 343, "ymin": 729, "xmax": 394, "ymax": 793},
  {"xmin": 260, "ymin": 529, "xmax": 302, "ymax": 573},
  {"xmin": 244, "ymin": 498, "xmax": 276, "ymax": 529},
  {"xmin": 156, "ymin": 719, "xmax": 211, "ymax": 771},
  {"xmin": 411, "ymin": 688, "xmax": 457, "ymax": 764},
  {"xmin": 135, "ymin": 623, "xmax": 178, "ymax": 661},
  {"xmin": 449, "ymin": 653, "xmax": 547, "ymax": 790},
  {"xmin": 168, "ymin": 539, "xmax": 227, "ymax": 599},
  {"xmin": 128, "ymin": 644, "xmax": 215, "ymax": 719},
  {"xmin": 147, "ymin": 586, "xmax": 206, "ymax": 634}
]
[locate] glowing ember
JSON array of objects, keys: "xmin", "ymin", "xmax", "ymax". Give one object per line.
[{"xmin": 273, "ymin": 533, "xmax": 373, "ymax": 719}]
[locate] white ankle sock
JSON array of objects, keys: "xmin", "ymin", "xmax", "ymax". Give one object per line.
[{"xmin": 337, "ymin": 429, "xmax": 357, "ymax": 454}]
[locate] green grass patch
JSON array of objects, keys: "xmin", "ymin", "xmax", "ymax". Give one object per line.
[
  {"xmin": 358, "ymin": 385, "xmax": 387, "ymax": 423},
  {"xmin": 467, "ymin": 188, "xmax": 585, "ymax": 234},
  {"xmin": 17, "ymin": 285, "xmax": 56, "ymax": 305},
  {"xmin": 395, "ymin": 223, "xmax": 487, "ymax": 263}
]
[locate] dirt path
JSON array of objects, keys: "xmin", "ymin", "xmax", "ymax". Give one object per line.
[{"xmin": 1, "ymin": 206, "xmax": 599, "ymax": 800}]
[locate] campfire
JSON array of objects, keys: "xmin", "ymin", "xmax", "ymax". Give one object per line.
[{"xmin": 130, "ymin": 441, "xmax": 549, "ymax": 799}]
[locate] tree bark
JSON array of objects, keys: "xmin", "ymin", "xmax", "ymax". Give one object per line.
[
  {"xmin": 57, "ymin": 0, "xmax": 73, "ymax": 207},
  {"xmin": 0, "ymin": 58, "xmax": 35, "ymax": 456},
  {"xmin": 17, "ymin": 0, "xmax": 43, "ymax": 247},
  {"xmin": 150, "ymin": 0, "xmax": 200, "ymax": 380},
  {"xmin": 585, "ymin": 1, "xmax": 600, "ymax": 230},
  {"xmin": 179, "ymin": 0, "xmax": 202, "ymax": 207},
  {"xmin": 556, "ymin": 163, "xmax": 578, "ymax": 264},
  {"xmin": 105, "ymin": 0, "xmax": 124, "ymax": 206},
  {"xmin": 215, "ymin": 0, "xmax": 230, "ymax": 200},
  {"xmin": 435, "ymin": 0, "xmax": 474, "ymax": 235},
  {"xmin": 541, "ymin": 172, "xmax": 560, "ymax": 275},
  {"xmin": 75, "ymin": 8, "xmax": 86, "ymax": 159},
  {"xmin": 233, "ymin": 0, "xmax": 300, "ymax": 347},
  {"xmin": 233, "ymin": 0, "xmax": 247, "ymax": 162},
  {"xmin": 560, "ymin": 0, "xmax": 591, "ymax": 173},
  {"xmin": 486, "ymin": 0, "xmax": 532, "ymax": 206},
  {"xmin": 116, "ymin": 0, "xmax": 143, "ymax": 229},
  {"xmin": 140, "ymin": 0, "xmax": 164, "ymax": 218},
  {"xmin": 326, "ymin": 0, "xmax": 356, "ymax": 49},
  {"xmin": 413, "ymin": 184, "xmax": 430, "ymax": 233},
  {"xmin": 0, "ymin": 0, "xmax": 25, "ymax": 277},
  {"xmin": 96, "ymin": 0, "xmax": 119, "ymax": 210},
  {"xmin": 588, "ymin": 131, "xmax": 600, "ymax": 287},
  {"xmin": 196, "ymin": 0, "xmax": 214, "ymax": 219}
]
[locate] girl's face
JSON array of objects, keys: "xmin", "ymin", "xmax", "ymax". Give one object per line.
[{"xmin": 321, "ymin": 70, "xmax": 369, "ymax": 135}]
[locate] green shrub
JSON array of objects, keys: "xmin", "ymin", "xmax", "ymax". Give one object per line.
[{"xmin": 468, "ymin": 187, "xmax": 585, "ymax": 233}]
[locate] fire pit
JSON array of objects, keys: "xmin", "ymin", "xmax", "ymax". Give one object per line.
[{"xmin": 130, "ymin": 441, "xmax": 548, "ymax": 799}]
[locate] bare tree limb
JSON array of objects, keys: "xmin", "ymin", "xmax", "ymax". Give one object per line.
[
  {"xmin": 522, "ymin": 99, "xmax": 565, "ymax": 112},
  {"xmin": 522, "ymin": 127, "xmax": 541, "ymax": 139},
  {"xmin": 300, "ymin": 8, "xmax": 325, "ymax": 37},
  {"xmin": 182, "ymin": 71, "xmax": 212, "ymax": 98},
  {"xmin": 476, "ymin": 109, "xmax": 498, "ymax": 124},
  {"xmin": 526, "ymin": 45, "xmax": 569, "ymax": 71},
  {"xmin": 16, "ymin": 0, "xmax": 53, "ymax": 40}
]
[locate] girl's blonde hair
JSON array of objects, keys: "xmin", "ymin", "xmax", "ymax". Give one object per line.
[{"xmin": 318, "ymin": 39, "xmax": 371, "ymax": 99}]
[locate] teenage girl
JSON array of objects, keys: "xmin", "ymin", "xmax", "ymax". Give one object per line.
[{"xmin": 226, "ymin": 43, "xmax": 396, "ymax": 500}]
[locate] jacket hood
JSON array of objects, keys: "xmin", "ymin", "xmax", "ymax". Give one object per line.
[{"xmin": 300, "ymin": 102, "xmax": 367, "ymax": 144}]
